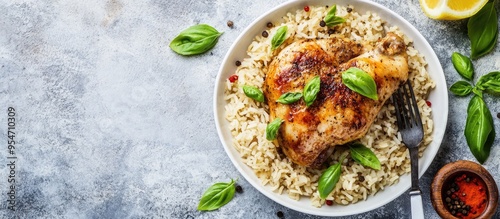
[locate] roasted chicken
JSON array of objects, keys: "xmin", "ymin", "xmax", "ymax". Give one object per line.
[{"xmin": 264, "ymin": 33, "xmax": 409, "ymax": 167}]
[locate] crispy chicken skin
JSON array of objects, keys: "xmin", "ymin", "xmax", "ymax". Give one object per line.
[{"xmin": 264, "ymin": 33, "xmax": 409, "ymax": 167}]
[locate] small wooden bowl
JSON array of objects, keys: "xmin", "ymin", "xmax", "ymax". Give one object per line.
[{"xmin": 431, "ymin": 160, "xmax": 499, "ymax": 219}]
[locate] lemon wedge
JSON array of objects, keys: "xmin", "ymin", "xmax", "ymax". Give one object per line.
[{"xmin": 419, "ymin": 0, "xmax": 488, "ymax": 20}]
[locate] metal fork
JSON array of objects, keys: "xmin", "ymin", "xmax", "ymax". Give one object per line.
[{"xmin": 391, "ymin": 79, "xmax": 425, "ymax": 219}]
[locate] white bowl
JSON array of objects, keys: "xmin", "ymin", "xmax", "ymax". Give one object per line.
[{"xmin": 213, "ymin": 0, "xmax": 448, "ymax": 216}]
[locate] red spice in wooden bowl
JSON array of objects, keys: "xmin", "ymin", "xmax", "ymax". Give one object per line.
[
  {"xmin": 431, "ymin": 160, "xmax": 498, "ymax": 219},
  {"xmin": 442, "ymin": 172, "xmax": 487, "ymax": 218}
]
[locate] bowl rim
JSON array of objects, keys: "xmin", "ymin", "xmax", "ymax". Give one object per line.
[{"xmin": 213, "ymin": 0, "xmax": 449, "ymax": 216}]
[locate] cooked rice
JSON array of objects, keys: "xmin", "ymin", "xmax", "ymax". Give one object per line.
[{"xmin": 224, "ymin": 5, "xmax": 435, "ymax": 207}]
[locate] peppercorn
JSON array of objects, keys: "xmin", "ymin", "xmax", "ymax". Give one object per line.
[
  {"xmin": 235, "ymin": 185, "xmax": 243, "ymax": 193},
  {"xmin": 325, "ymin": 200, "xmax": 333, "ymax": 206},
  {"xmin": 262, "ymin": 30, "xmax": 269, "ymax": 38},
  {"xmin": 304, "ymin": 6, "xmax": 310, "ymax": 12},
  {"xmin": 426, "ymin": 100, "xmax": 432, "ymax": 107},
  {"xmin": 228, "ymin": 74, "xmax": 238, "ymax": 83},
  {"xmin": 227, "ymin": 20, "xmax": 234, "ymax": 28},
  {"xmin": 235, "ymin": 60, "xmax": 241, "ymax": 66},
  {"xmin": 319, "ymin": 20, "xmax": 326, "ymax": 27},
  {"xmin": 266, "ymin": 22, "xmax": 273, "ymax": 28},
  {"xmin": 347, "ymin": 7, "xmax": 353, "ymax": 13},
  {"xmin": 276, "ymin": 211, "xmax": 284, "ymax": 218},
  {"xmin": 446, "ymin": 197, "xmax": 451, "ymax": 203},
  {"xmin": 358, "ymin": 175, "xmax": 365, "ymax": 182},
  {"xmin": 497, "ymin": 112, "xmax": 500, "ymax": 119},
  {"xmin": 328, "ymin": 29, "xmax": 335, "ymax": 35}
]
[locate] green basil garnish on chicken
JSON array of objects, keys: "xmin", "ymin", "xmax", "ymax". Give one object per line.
[
  {"xmin": 303, "ymin": 76, "xmax": 321, "ymax": 107},
  {"xmin": 198, "ymin": 179, "xmax": 237, "ymax": 211},
  {"xmin": 451, "ymin": 52, "xmax": 474, "ymax": 80},
  {"xmin": 266, "ymin": 118, "xmax": 284, "ymax": 140},
  {"xmin": 341, "ymin": 67, "xmax": 378, "ymax": 100},
  {"xmin": 450, "ymin": 81, "xmax": 473, "ymax": 97},
  {"xmin": 169, "ymin": 24, "xmax": 223, "ymax": 56},
  {"xmin": 464, "ymin": 95, "xmax": 495, "ymax": 164},
  {"xmin": 277, "ymin": 92, "xmax": 303, "ymax": 104},
  {"xmin": 349, "ymin": 143, "xmax": 381, "ymax": 170},
  {"xmin": 271, "ymin": 25, "xmax": 288, "ymax": 51},
  {"xmin": 324, "ymin": 5, "xmax": 346, "ymax": 27},
  {"xmin": 468, "ymin": 2, "xmax": 498, "ymax": 59},
  {"xmin": 318, "ymin": 155, "xmax": 345, "ymax": 199},
  {"xmin": 243, "ymin": 85, "xmax": 265, "ymax": 102}
]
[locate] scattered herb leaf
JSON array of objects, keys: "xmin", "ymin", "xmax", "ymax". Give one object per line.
[
  {"xmin": 349, "ymin": 143, "xmax": 381, "ymax": 170},
  {"xmin": 243, "ymin": 85, "xmax": 265, "ymax": 102},
  {"xmin": 271, "ymin": 26, "xmax": 288, "ymax": 51},
  {"xmin": 464, "ymin": 95, "xmax": 495, "ymax": 164},
  {"xmin": 303, "ymin": 76, "xmax": 321, "ymax": 107},
  {"xmin": 266, "ymin": 118, "xmax": 284, "ymax": 140},
  {"xmin": 170, "ymin": 24, "xmax": 223, "ymax": 56},
  {"xmin": 341, "ymin": 67, "xmax": 378, "ymax": 100},
  {"xmin": 198, "ymin": 179, "xmax": 237, "ymax": 211},
  {"xmin": 318, "ymin": 155, "xmax": 345, "ymax": 199},
  {"xmin": 450, "ymin": 81, "xmax": 473, "ymax": 97},
  {"xmin": 277, "ymin": 92, "xmax": 303, "ymax": 104},
  {"xmin": 451, "ymin": 52, "xmax": 474, "ymax": 80},
  {"xmin": 468, "ymin": 2, "xmax": 498, "ymax": 59},
  {"xmin": 324, "ymin": 5, "xmax": 346, "ymax": 27},
  {"xmin": 476, "ymin": 71, "xmax": 500, "ymax": 96}
]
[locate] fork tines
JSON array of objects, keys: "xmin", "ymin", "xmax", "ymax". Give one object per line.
[{"xmin": 392, "ymin": 80, "xmax": 423, "ymax": 130}]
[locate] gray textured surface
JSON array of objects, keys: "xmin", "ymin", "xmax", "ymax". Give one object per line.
[{"xmin": 0, "ymin": 0, "xmax": 499, "ymax": 218}]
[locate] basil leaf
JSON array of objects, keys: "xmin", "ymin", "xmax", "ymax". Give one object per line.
[
  {"xmin": 449, "ymin": 81, "xmax": 473, "ymax": 97},
  {"xmin": 341, "ymin": 67, "xmax": 378, "ymax": 100},
  {"xmin": 243, "ymin": 85, "xmax": 265, "ymax": 102},
  {"xmin": 464, "ymin": 95, "xmax": 495, "ymax": 164},
  {"xmin": 271, "ymin": 26, "xmax": 288, "ymax": 51},
  {"xmin": 324, "ymin": 5, "xmax": 346, "ymax": 27},
  {"xmin": 303, "ymin": 76, "xmax": 321, "ymax": 107},
  {"xmin": 266, "ymin": 118, "xmax": 284, "ymax": 140},
  {"xmin": 451, "ymin": 52, "xmax": 474, "ymax": 80},
  {"xmin": 170, "ymin": 24, "xmax": 223, "ymax": 56},
  {"xmin": 476, "ymin": 71, "xmax": 500, "ymax": 96},
  {"xmin": 349, "ymin": 143, "xmax": 381, "ymax": 170},
  {"xmin": 468, "ymin": 2, "xmax": 498, "ymax": 59},
  {"xmin": 318, "ymin": 155, "xmax": 345, "ymax": 199},
  {"xmin": 198, "ymin": 179, "xmax": 237, "ymax": 211},
  {"xmin": 277, "ymin": 92, "xmax": 303, "ymax": 104},
  {"xmin": 472, "ymin": 87, "xmax": 483, "ymax": 97}
]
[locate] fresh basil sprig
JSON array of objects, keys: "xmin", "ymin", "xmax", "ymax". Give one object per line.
[
  {"xmin": 324, "ymin": 5, "xmax": 346, "ymax": 27},
  {"xmin": 303, "ymin": 76, "xmax": 321, "ymax": 106},
  {"xmin": 243, "ymin": 85, "xmax": 265, "ymax": 102},
  {"xmin": 349, "ymin": 143, "xmax": 381, "ymax": 170},
  {"xmin": 468, "ymin": 2, "xmax": 498, "ymax": 59},
  {"xmin": 450, "ymin": 81, "xmax": 473, "ymax": 97},
  {"xmin": 318, "ymin": 155, "xmax": 345, "ymax": 199},
  {"xmin": 476, "ymin": 71, "xmax": 500, "ymax": 96},
  {"xmin": 198, "ymin": 179, "xmax": 237, "ymax": 211},
  {"xmin": 341, "ymin": 67, "xmax": 378, "ymax": 100},
  {"xmin": 266, "ymin": 118, "xmax": 284, "ymax": 140},
  {"xmin": 464, "ymin": 95, "xmax": 495, "ymax": 164},
  {"xmin": 271, "ymin": 26, "xmax": 288, "ymax": 51},
  {"xmin": 170, "ymin": 24, "xmax": 223, "ymax": 56},
  {"xmin": 277, "ymin": 92, "xmax": 303, "ymax": 104},
  {"xmin": 451, "ymin": 52, "xmax": 474, "ymax": 80}
]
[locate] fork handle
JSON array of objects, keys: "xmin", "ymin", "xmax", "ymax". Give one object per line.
[{"xmin": 410, "ymin": 190, "xmax": 425, "ymax": 219}]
